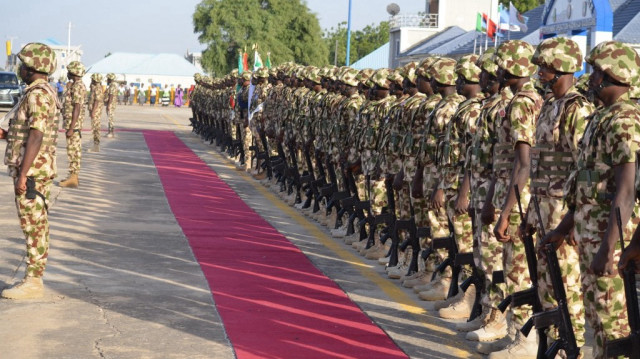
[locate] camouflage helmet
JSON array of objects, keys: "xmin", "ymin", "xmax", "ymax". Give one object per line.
[
  {"xmin": 456, "ymin": 54, "xmax": 481, "ymax": 82},
  {"xmin": 357, "ymin": 68, "xmax": 375, "ymax": 85},
  {"xmin": 476, "ymin": 48, "xmax": 498, "ymax": 77},
  {"xmin": 269, "ymin": 67, "xmax": 278, "ymax": 78},
  {"xmin": 241, "ymin": 71, "xmax": 252, "ymax": 81},
  {"xmin": 90, "ymin": 73, "xmax": 103, "ymax": 82},
  {"xmin": 307, "ymin": 66, "xmax": 322, "ymax": 84},
  {"xmin": 254, "ymin": 67, "xmax": 269, "ymax": 79},
  {"xmin": 18, "ymin": 42, "xmax": 57, "ymax": 75},
  {"xmin": 429, "ymin": 57, "xmax": 457, "ymax": 86},
  {"xmin": 575, "ymin": 73, "xmax": 590, "ymax": 93},
  {"xmin": 586, "ymin": 40, "xmax": 640, "ymax": 86},
  {"xmin": 106, "ymin": 73, "xmax": 116, "ymax": 81},
  {"xmin": 533, "ymin": 37, "xmax": 583, "ymax": 73},
  {"xmin": 339, "ymin": 67, "xmax": 359, "ymax": 87},
  {"xmin": 194, "ymin": 73, "xmax": 202, "ymax": 82},
  {"xmin": 229, "ymin": 69, "xmax": 239, "ymax": 79},
  {"xmin": 370, "ymin": 68, "xmax": 391, "ymax": 89},
  {"xmin": 387, "ymin": 69, "xmax": 404, "ymax": 87},
  {"xmin": 400, "ymin": 62, "xmax": 418, "ymax": 85},
  {"xmin": 495, "ymin": 40, "xmax": 537, "ymax": 77},
  {"xmin": 67, "ymin": 61, "xmax": 86, "ymax": 77},
  {"xmin": 416, "ymin": 57, "xmax": 440, "ymax": 78}
]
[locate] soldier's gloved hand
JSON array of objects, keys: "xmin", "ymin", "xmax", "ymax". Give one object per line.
[
  {"xmin": 591, "ymin": 246, "xmax": 616, "ymax": 277},
  {"xmin": 493, "ymin": 215, "xmax": 511, "ymax": 243},
  {"xmin": 480, "ymin": 203, "xmax": 495, "ymax": 225},
  {"xmin": 618, "ymin": 240, "xmax": 640, "ymax": 276}
]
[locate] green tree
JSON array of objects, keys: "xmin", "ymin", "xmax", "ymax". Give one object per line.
[
  {"xmin": 324, "ymin": 21, "xmax": 390, "ymax": 66},
  {"xmin": 193, "ymin": 0, "xmax": 329, "ymax": 76},
  {"xmin": 499, "ymin": 0, "xmax": 543, "ymax": 13}
]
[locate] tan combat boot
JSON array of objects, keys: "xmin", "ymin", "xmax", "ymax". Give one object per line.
[
  {"xmin": 487, "ymin": 331, "xmax": 537, "ymax": 359},
  {"xmin": 418, "ymin": 276, "xmax": 451, "ymax": 301},
  {"xmin": 1, "ymin": 276, "xmax": 44, "ymax": 299},
  {"xmin": 466, "ymin": 308, "xmax": 508, "ymax": 341},
  {"xmin": 59, "ymin": 173, "xmax": 79, "ymax": 188},
  {"xmin": 402, "ymin": 270, "xmax": 433, "ymax": 288},
  {"xmin": 456, "ymin": 305, "xmax": 490, "ymax": 332},
  {"xmin": 88, "ymin": 143, "xmax": 100, "ymax": 152},
  {"xmin": 439, "ymin": 285, "xmax": 476, "ymax": 319}
]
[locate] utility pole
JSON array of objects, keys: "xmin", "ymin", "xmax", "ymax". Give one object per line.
[
  {"xmin": 67, "ymin": 22, "xmax": 72, "ymax": 65},
  {"xmin": 334, "ymin": 40, "xmax": 338, "ymax": 66},
  {"xmin": 345, "ymin": 0, "xmax": 352, "ymax": 66}
]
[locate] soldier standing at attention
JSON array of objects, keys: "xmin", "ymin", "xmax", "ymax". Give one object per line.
[
  {"xmin": 544, "ymin": 40, "xmax": 640, "ymax": 359},
  {"xmin": 59, "ymin": 61, "xmax": 87, "ymax": 189},
  {"xmin": 0, "ymin": 43, "xmax": 61, "ymax": 299},
  {"xmin": 105, "ymin": 73, "xmax": 118, "ymax": 138},
  {"xmin": 87, "ymin": 73, "xmax": 104, "ymax": 152},
  {"xmin": 525, "ymin": 37, "xmax": 594, "ymax": 352}
]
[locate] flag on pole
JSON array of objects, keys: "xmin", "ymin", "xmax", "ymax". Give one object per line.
[
  {"xmin": 242, "ymin": 50, "xmax": 249, "ymax": 73},
  {"xmin": 253, "ymin": 50, "xmax": 263, "ymax": 70},
  {"xmin": 476, "ymin": 13, "xmax": 484, "ymax": 33},
  {"xmin": 265, "ymin": 52, "xmax": 272, "ymax": 69},
  {"xmin": 509, "ymin": 2, "xmax": 528, "ymax": 32},
  {"xmin": 238, "ymin": 50, "xmax": 244, "ymax": 74},
  {"xmin": 476, "ymin": 13, "xmax": 497, "ymax": 39}
]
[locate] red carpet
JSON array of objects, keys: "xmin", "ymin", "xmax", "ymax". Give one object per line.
[{"xmin": 144, "ymin": 131, "xmax": 408, "ymax": 359}]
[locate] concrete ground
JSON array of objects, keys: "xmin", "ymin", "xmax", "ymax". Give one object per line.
[{"xmin": 0, "ymin": 103, "xmax": 621, "ymax": 358}]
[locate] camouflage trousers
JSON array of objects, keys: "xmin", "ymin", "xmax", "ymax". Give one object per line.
[
  {"xmin": 91, "ymin": 112, "xmax": 102, "ymax": 145},
  {"xmin": 106, "ymin": 106, "xmax": 116, "ymax": 132},
  {"xmin": 446, "ymin": 191, "xmax": 473, "ymax": 253},
  {"xmin": 367, "ymin": 178, "xmax": 387, "ymax": 215},
  {"xmin": 66, "ymin": 131, "xmax": 82, "ymax": 175},
  {"xmin": 15, "ymin": 177, "xmax": 52, "ymax": 278},
  {"xmin": 501, "ymin": 209, "xmax": 532, "ymax": 327},
  {"xmin": 396, "ymin": 184, "xmax": 411, "ymax": 220},
  {"xmin": 475, "ymin": 210, "xmax": 505, "ymax": 309},
  {"xmin": 575, "ymin": 203, "xmax": 632, "ymax": 358},
  {"xmin": 533, "ymin": 197, "xmax": 585, "ymax": 347},
  {"xmin": 242, "ymin": 127, "xmax": 252, "ymax": 165}
]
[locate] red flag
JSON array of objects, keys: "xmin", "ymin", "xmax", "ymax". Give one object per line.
[
  {"xmin": 242, "ymin": 52, "xmax": 249, "ymax": 74},
  {"xmin": 482, "ymin": 13, "xmax": 497, "ymax": 40}
]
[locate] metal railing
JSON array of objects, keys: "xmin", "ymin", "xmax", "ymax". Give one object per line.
[{"xmin": 389, "ymin": 13, "xmax": 439, "ymax": 29}]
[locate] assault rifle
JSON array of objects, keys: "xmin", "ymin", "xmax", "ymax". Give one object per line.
[
  {"xmin": 530, "ymin": 194, "xmax": 579, "ymax": 358},
  {"xmin": 497, "ymin": 184, "xmax": 547, "ymax": 357},
  {"xmin": 604, "ymin": 207, "xmax": 640, "ymax": 358}
]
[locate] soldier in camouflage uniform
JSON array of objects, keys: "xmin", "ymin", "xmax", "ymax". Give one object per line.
[
  {"xmin": 436, "ymin": 54, "xmax": 486, "ymax": 318},
  {"xmin": 105, "ymin": 73, "xmax": 118, "ymax": 138},
  {"xmin": 249, "ymin": 67, "xmax": 270, "ymax": 176},
  {"xmin": 524, "ymin": 37, "xmax": 595, "ymax": 351},
  {"xmin": 478, "ymin": 40, "xmax": 543, "ymax": 358},
  {"xmin": 0, "ymin": 43, "xmax": 61, "ymax": 299},
  {"xmin": 87, "ymin": 73, "xmax": 104, "ymax": 152},
  {"xmin": 238, "ymin": 71, "xmax": 252, "ymax": 169},
  {"xmin": 544, "ymin": 41, "xmax": 640, "ymax": 359},
  {"xmin": 59, "ymin": 61, "xmax": 87, "ymax": 188}
]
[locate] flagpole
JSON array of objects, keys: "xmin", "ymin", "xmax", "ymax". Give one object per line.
[
  {"xmin": 474, "ymin": 32, "xmax": 477, "ymax": 55},
  {"xmin": 508, "ymin": 2, "xmax": 511, "ymax": 40},
  {"xmin": 485, "ymin": 0, "xmax": 492, "ymax": 50},
  {"xmin": 346, "ymin": 0, "xmax": 352, "ymax": 66}
]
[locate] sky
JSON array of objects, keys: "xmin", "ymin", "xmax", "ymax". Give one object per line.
[{"xmin": 1, "ymin": 0, "xmax": 426, "ymax": 67}]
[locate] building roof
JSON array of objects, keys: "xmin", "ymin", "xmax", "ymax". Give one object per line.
[
  {"xmin": 40, "ymin": 38, "xmax": 64, "ymax": 46},
  {"xmin": 614, "ymin": 0, "xmax": 640, "ymax": 43},
  {"xmin": 87, "ymin": 52, "xmax": 200, "ymax": 77},
  {"xmin": 401, "ymin": 26, "xmax": 468, "ymax": 57},
  {"xmin": 351, "ymin": 42, "xmax": 389, "ymax": 70}
]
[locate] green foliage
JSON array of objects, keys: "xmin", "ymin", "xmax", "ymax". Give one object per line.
[
  {"xmin": 323, "ymin": 21, "xmax": 390, "ymax": 66},
  {"xmin": 193, "ymin": 0, "xmax": 329, "ymax": 76},
  {"xmin": 498, "ymin": 0, "xmax": 543, "ymax": 13}
]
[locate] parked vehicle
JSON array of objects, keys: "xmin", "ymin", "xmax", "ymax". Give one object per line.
[{"xmin": 0, "ymin": 71, "xmax": 23, "ymax": 107}]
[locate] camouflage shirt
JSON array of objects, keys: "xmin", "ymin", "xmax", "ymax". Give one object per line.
[{"xmin": 62, "ymin": 79, "xmax": 87, "ymax": 129}]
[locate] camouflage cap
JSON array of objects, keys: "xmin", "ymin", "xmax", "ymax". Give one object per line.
[
  {"xmin": 387, "ymin": 69, "xmax": 404, "ymax": 87},
  {"xmin": 370, "ymin": 68, "xmax": 391, "ymax": 89},
  {"xmin": 357, "ymin": 68, "xmax": 374, "ymax": 85},
  {"xmin": 575, "ymin": 73, "xmax": 590, "ymax": 93},
  {"xmin": 307, "ymin": 66, "xmax": 322, "ymax": 84},
  {"xmin": 254, "ymin": 67, "xmax": 269, "ymax": 78},
  {"xmin": 400, "ymin": 62, "xmax": 418, "ymax": 84},
  {"xmin": 476, "ymin": 48, "xmax": 498, "ymax": 77},
  {"xmin": 586, "ymin": 40, "xmax": 640, "ymax": 85},
  {"xmin": 533, "ymin": 37, "xmax": 582, "ymax": 73},
  {"xmin": 67, "ymin": 61, "xmax": 86, "ymax": 77},
  {"xmin": 456, "ymin": 54, "xmax": 481, "ymax": 82},
  {"xmin": 339, "ymin": 67, "xmax": 359, "ymax": 87},
  {"xmin": 90, "ymin": 73, "xmax": 103, "ymax": 82},
  {"xmin": 416, "ymin": 57, "xmax": 440, "ymax": 78},
  {"xmin": 495, "ymin": 40, "xmax": 537, "ymax": 77},
  {"xmin": 295, "ymin": 66, "xmax": 306, "ymax": 80},
  {"xmin": 269, "ymin": 67, "xmax": 278, "ymax": 77},
  {"xmin": 229, "ymin": 69, "xmax": 239, "ymax": 78},
  {"xmin": 18, "ymin": 42, "xmax": 57, "ymax": 75},
  {"xmin": 241, "ymin": 71, "xmax": 252, "ymax": 81},
  {"xmin": 429, "ymin": 57, "xmax": 457, "ymax": 86},
  {"xmin": 106, "ymin": 73, "xmax": 116, "ymax": 81}
]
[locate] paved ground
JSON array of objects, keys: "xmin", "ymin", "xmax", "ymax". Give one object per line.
[{"xmin": 0, "ymin": 103, "xmax": 620, "ymax": 358}]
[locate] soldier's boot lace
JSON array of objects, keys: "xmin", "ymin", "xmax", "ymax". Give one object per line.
[
  {"xmin": 466, "ymin": 308, "xmax": 508, "ymax": 341},
  {"xmin": 456, "ymin": 305, "xmax": 490, "ymax": 332}
]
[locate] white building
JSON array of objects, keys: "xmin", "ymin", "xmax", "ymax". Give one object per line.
[{"xmin": 85, "ymin": 52, "xmax": 200, "ymax": 89}]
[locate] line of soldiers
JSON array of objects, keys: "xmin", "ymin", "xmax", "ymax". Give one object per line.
[{"xmin": 190, "ymin": 39, "xmax": 640, "ymax": 359}]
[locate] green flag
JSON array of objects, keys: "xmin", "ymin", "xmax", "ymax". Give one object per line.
[
  {"xmin": 476, "ymin": 13, "xmax": 484, "ymax": 33},
  {"xmin": 265, "ymin": 52, "xmax": 272, "ymax": 69}
]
